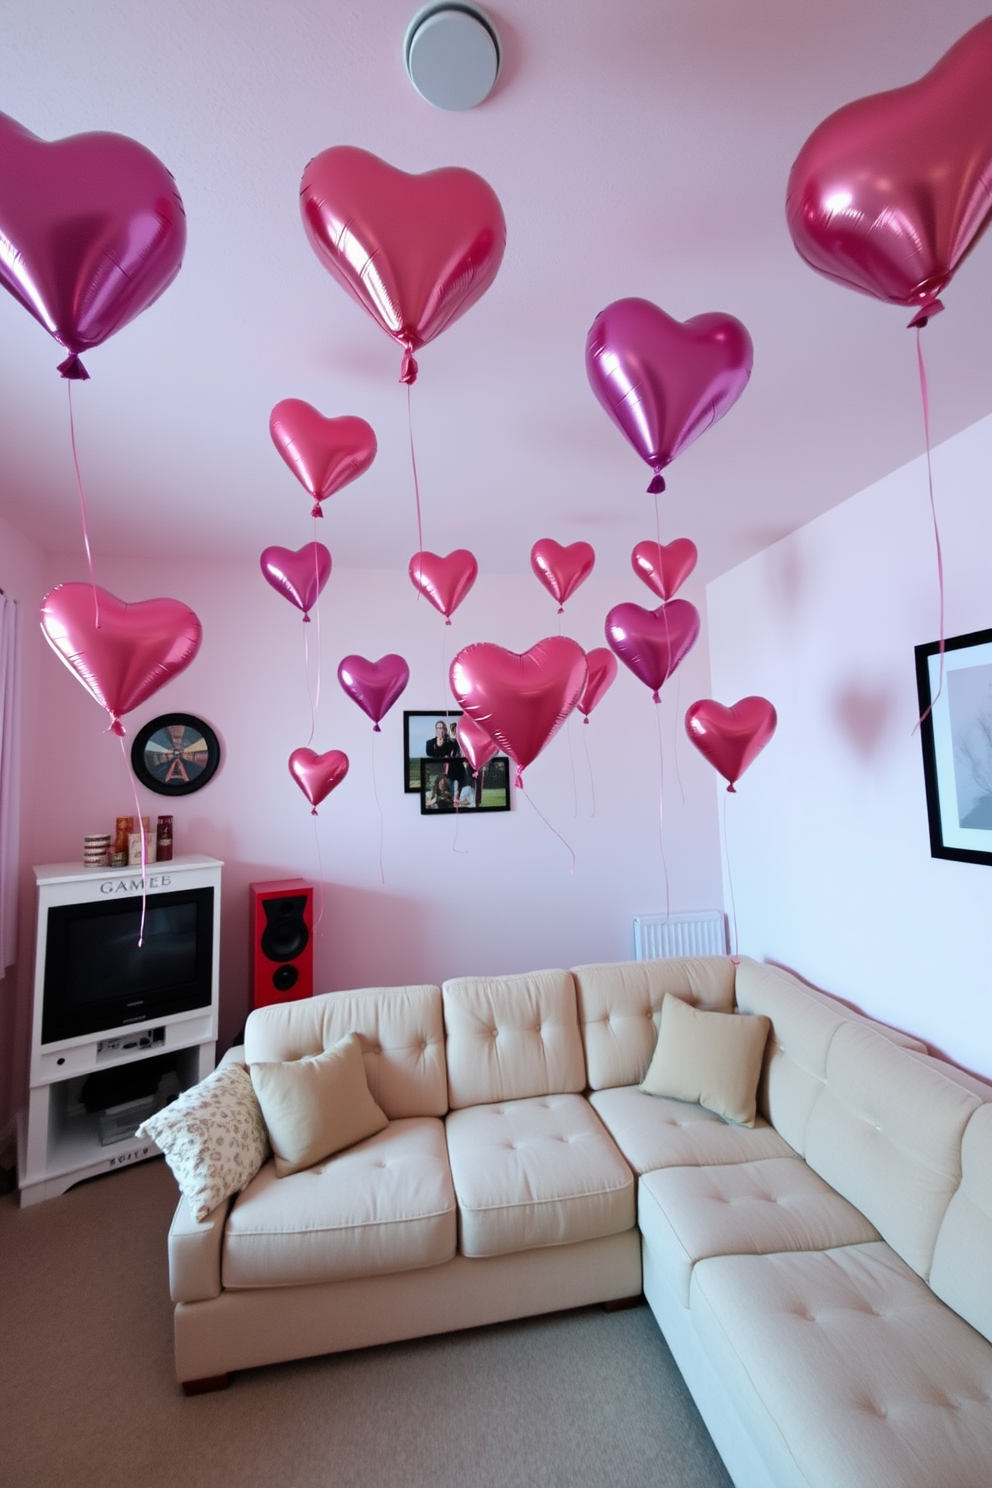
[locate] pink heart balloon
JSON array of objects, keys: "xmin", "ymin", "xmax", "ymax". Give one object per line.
[
  {"xmin": 289, "ymin": 747, "xmax": 349, "ymax": 814},
  {"xmin": 585, "ymin": 298, "xmax": 753, "ymax": 493},
  {"xmin": 631, "ymin": 539, "xmax": 698, "ymax": 602},
  {"xmin": 450, "ymin": 637, "xmax": 588, "ymax": 785},
  {"xmin": 605, "ymin": 598, "xmax": 700, "ymax": 702},
  {"xmin": 260, "ymin": 543, "xmax": 331, "ymax": 620},
  {"xmin": 408, "ymin": 549, "xmax": 478, "ymax": 622},
  {"xmin": 685, "ymin": 697, "xmax": 777, "ymax": 793},
  {"xmin": 40, "ymin": 584, "xmax": 201, "ymax": 735},
  {"xmin": 454, "ymin": 713, "xmax": 498, "ymax": 772},
  {"xmin": 530, "ymin": 540, "xmax": 596, "ymax": 612},
  {"xmin": 0, "ymin": 110, "xmax": 186, "ymax": 379},
  {"xmin": 337, "ymin": 654, "xmax": 410, "ymax": 731},
  {"xmin": 269, "ymin": 400, "xmax": 377, "ymax": 517},
  {"xmin": 787, "ymin": 16, "xmax": 992, "ymax": 324},
  {"xmin": 300, "ymin": 146, "xmax": 506, "ymax": 384},
  {"xmin": 577, "ymin": 648, "xmax": 618, "ymax": 721}
]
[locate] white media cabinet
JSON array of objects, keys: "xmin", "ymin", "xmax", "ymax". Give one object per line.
[{"xmin": 18, "ymin": 854, "xmax": 222, "ymax": 1206}]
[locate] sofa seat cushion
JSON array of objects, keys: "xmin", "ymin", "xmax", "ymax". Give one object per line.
[
  {"xmin": 639, "ymin": 1157, "xmax": 879, "ymax": 1307},
  {"xmin": 222, "ymin": 1117, "xmax": 456, "ymax": 1288},
  {"xmin": 445, "ymin": 1093, "xmax": 635, "ymax": 1258},
  {"xmin": 589, "ymin": 1084, "xmax": 794, "ymax": 1175},
  {"xmin": 690, "ymin": 1240, "xmax": 992, "ymax": 1488}
]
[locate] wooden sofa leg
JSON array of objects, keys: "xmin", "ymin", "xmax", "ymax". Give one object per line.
[
  {"xmin": 181, "ymin": 1373, "xmax": 230, "ymax": 1396},
  {"xmin": 602, "ymin": 1294, "xmax": 645, "ymax": 1313}
]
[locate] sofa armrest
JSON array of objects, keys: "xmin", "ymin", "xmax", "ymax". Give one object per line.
[{"xmin": 168, "ymin": 1193, "xmax": 228, "ymax": 1303}]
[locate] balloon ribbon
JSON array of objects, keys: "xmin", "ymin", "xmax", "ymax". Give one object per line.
[
  {"xmin": 67, "ymin": 383, "xmax": 100, "ymax": 627},
  {"xmin": 916, "ymin": 326, "xmax": 945, "ymax": 720}
]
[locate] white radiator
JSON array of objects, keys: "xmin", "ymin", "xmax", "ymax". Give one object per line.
[{"xmin": 633, "ymin": 911, "xmax": 727, "ymax": 960}]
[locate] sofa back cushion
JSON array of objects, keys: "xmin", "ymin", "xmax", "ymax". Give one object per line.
[
  {"xmin": 930, "ymin": 1101, "xmax": 992, "ymax": 1344},
  {"xmin": 574, "ymin": 958, "xmax": 736, "ymax": 1091},
  {"xmin": 243, "ymin": 985, "xmax": 447, "ymax": 1119},
  {"xmin": 442, "ymin": 970, "xmax": 585, "ymax": 1109}
]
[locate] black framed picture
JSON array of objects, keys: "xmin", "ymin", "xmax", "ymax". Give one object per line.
[
  {"xmin": 130, "ymin": 713, "xmax": 221, "ymax": 796},
  {"xmin": 419, "ymin": 755, "xmax": 510, "ymax": 815},
  {"xmin": 403, "ymin": 709, "xmax": 465, "ymax": 793},
  {"xmin": 915, "ymin": 626, "xmax": 992, "ymax": 865}
]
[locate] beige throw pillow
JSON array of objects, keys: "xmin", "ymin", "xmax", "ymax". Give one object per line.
[
  {"xmin": 250, "ymin": 1032, "xmax": 389, "ymax": 1177},
  {"xmin": 640, "ymin": 995, "xmax": 770, "ymax": 1127}
]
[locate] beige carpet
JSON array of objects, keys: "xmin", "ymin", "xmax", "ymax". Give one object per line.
[{"xmin": 0, "ymin": 1157, "xmax": 732, "ymax": 1488}]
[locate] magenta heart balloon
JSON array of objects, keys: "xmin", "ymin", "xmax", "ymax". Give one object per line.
[
  {"xmin": 300, "ymin": 146, "xmax": 506, "ymax": 384},
  {"xmin": 40, "ymin": 584, "xmax": 201, "ymax": 735},
  {"xmin": 289, "ymin": 747, "xmax": 349, "ymax": 814},
  {"xmin": 0, "ymin": 111, "xmax": 186, "ymax": 379},
  {"xmin": 450, "ymin": 637, "xmax": 588, "ymax": 784},
  {"xmin": 454, "ymin": 713, "xmax": 498, "ymax": 772},
  {"xmin": 530, "ymin": 540, "xmax": 596, "ymax": 612},
  {"xmin": 270, "ymin": 400, "xmax": 377, "ymax": 517},
  {"xmin": 685, "ymin": 697, "xmax": 777, "ymax": 792},
  {"xmin": 408, "ymin": 549, "xmax": 478, "ymax": 622},
  {"xmin": 577, "ymin": 648, "xmax": 618, "ymax": 722},
  {"xmin": 260, "ymin": 543, "xmax": 331, "ymax": 620},
  {"xmin": 337, "ymin": 654, "xmax": 410, "ymax": 731},
  {"xmin": 585, "ymin": 298, "xmax": 753, "ymax": 493},
  {"xmin": 605, "ymin": 598, "xmax": 700, "ymax": 702},
  {"xmin": 631, "ymin": 539, "xmax": 698, "ymax": 602},
  {"xmin": 787, "ymin": 16, "xmax": 992, "ymax": 324}
]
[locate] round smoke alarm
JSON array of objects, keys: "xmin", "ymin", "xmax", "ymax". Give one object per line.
[{"xmin": 404, "ymin": 4, "xmax": 501, "ymax": 110}]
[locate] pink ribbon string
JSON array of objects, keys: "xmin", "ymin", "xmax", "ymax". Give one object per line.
[
  {"xmin": 581, "ymin": 718, "xmax": 597, "ymax": 817},
  {"xmin": 67, "ymin": 382, "xmax": 100, "ymax": 628},
  {"xmin": 565, "ymin": 710, "xmax": 579, "ymax": 819},
  {"xmin": 310, "ymin": 813, "xmax": 326, "ymax": 933},
  {"xmin": 520, "ymin": 784, "xmax": 576, "ymax": 874},
  {"xmin": 406, "ymin": 382, "xmax": 425, "ymax": 560},
  {"xmin": 370, "ymin": 731, "xmax": 386, "ymax": 886},
  {"xmin": 722, "ymin": 791, "xmax": 739, "ymax": 960},
  {"xmin": 118, "ymin": 734, "xmax": 147, "ymax": 947},
  {"xmin": 916, "ymin": 326, "xmax": 945, "ymax": 720},
  {"xmin": 653, "ymin": 690, "xmax": 671, "ymax": 923}
]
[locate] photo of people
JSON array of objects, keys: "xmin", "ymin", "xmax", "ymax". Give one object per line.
[{"xmin": 404, "ymin": 711, "xmax": 510, "ymax": 814}]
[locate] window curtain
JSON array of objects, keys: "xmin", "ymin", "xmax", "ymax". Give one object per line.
[{"xmin": 0, "ymin": 594, "xmax": 21, "ymax": 977}]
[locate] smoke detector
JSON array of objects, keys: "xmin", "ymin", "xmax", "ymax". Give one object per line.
[{"xmin": 404, "ymin": 4, "xmax": 501, "ymax": 110}]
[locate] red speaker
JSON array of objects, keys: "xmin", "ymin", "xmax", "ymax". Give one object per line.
[{"xmin": 249, "ymin": 879, "xmax": 314, "ymax": 1009}]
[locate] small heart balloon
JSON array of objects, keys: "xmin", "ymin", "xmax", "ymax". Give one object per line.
[
  {"xmin": 685, "ymin": 697, "xmax": 777, "ymax": 792},
  {"xmin": 577, "ymin": 648, "xmax": 618, "ymax": 722},
  {"xmin": 530, "ymin": 540, "xmax": 596, "ymax": 612},
  {"xmin": 40, "ymin": 584, "xmax": 201, "ymax": 734},
  {"xmin": 337, "ymin": 654, "xmax": 410, "ymax": 731},
  {"xmin": 408, "ymin": 549, "xmax": 478, "ymax": 622},
  {"xmin": 631, "ymin": 539, "xmax": 698, "ymax": 602},
  {"xmin": 454, "ymin": 713, "xmax": 498, "ymax": 772},
  {"xmin": 450, "ymin": 637, "xmax": 588, "ymax": 785},
  {"xmin": 269, "ymin": 401, "xmax": 377, "ymax": 517},
  {"xmin": 289, "ymin": 747, "xmax": 349, "ymax": 814},
  {"xmin": 300, "ymin": 146, "xmax": 506, "ymax": 384},
  {"xmin": 605, "ymin": 598, "xmax": 700, "ymax": 702},
  {"xmin": 585, "ymin": 298, "xmax": 753, "ymax": 493},
  {"xmin": 260, "ymin": 543, "xmax": 331, "ymax": 620}
]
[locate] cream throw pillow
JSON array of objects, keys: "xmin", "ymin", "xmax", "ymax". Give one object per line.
[
  {"xmin": 640, "ymin": 995, "xmax": 771, "ymax": 1127},
  {"xmin": 250, "ymin": 1032, "xmax": 389, "ymax": 1177}
]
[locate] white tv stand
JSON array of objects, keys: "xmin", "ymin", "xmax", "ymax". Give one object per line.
[{"xmin": 18, "ymin": 854, "xmax": 222, "ymax": 1206}]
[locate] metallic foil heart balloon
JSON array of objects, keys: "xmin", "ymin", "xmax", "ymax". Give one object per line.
[
  {"xmin": 289, "ymin": 747, "xmax": 349, "ymax": 814},
  {"xmin": 577, "ymin": 648, "xmax": 618, "ymax": 722},
  {"xmin": 300, "ymin": 146, "xmax": 506, "ymax": 384},
  {"xmin": 585, "ymin": 298, "xmax": 753, "ymax": 493},
  {"xmin": 450, "ymin": 637, "xmax": 588, "ymax": 785},
  {"xmin": 631, "ymin": 539, "xmax": 698, "ymax": 602},
  {"xmin": 40, "ymin": 584, "xmax": 201, "ymax": 734},
  {"xmin": 337, "ymin": 654, "xmax": 410, "ymax": 731},
  {"xmin": 685, "ymin": 697, "xmax": 777, "ymax": 792},
  {"xmin": 787, "ymin": 16, "xmax": 992, "ymax": 324},
  {"xmin": 260, "ymin": 543, "xmax": 331, "ymax": 620},
  {"xmin": 605, "ymin": 598, "xmax": 700, "ymax": 702},
  {"xmin": 0, "ymin": 111, "xmax": 186, "ymax": 379},
  {"xmin": 269, "ymin": 400, "xmax": 377, "ymax": 517},
  {"xmin": 530, "ymin": 540, "xmax": 596, "ymax": 613},
  {"xmin": 454, "ymin": 713, "xmax": 498, "ymax": 773},
  {"xmin": 408, "ymin": 549, "xmax": 478, "ymax": 622}
]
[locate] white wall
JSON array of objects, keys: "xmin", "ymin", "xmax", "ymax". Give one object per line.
[{"xmin": 707, "ymin": 413, "xmax": 992, "ymax": 1078}]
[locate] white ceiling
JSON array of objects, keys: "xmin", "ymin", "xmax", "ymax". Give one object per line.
[{"xmin": 3, "ymin": 1, "xmax": 992, "ymax": 587}]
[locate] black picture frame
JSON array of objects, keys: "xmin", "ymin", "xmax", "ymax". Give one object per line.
[
  {"xmin": 915, "ymin": 626, "xmax": 992, "ymax": 865},
  {"xmin": 419, "ymin": 756, "xmax": 511, "ymax": 815},
  {"xmin": 130, "ymin": 713, "xmax": 221, "ymax": 797},
  {"xmin": 403, "ymin": 709, "xmax": 465, "ymax": 793}
]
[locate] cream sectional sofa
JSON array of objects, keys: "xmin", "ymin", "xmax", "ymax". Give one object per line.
[{"xmin": 167, "ymin": 956, "xmax": 992, "ymax": 1488}]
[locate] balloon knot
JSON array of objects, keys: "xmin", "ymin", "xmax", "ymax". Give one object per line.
[
  {"xmin": 109, "ymin": 718, "xmax": 126, "ymax": 737},
  {"xmin": 557, "ymin": 605, "xmax": 564, "ymax": 615},
  {"xmin": 583, "ymin": 716, "xmax": 589, "ymax": 725},
  {"xmin": 647, "ymin": 472, "xmax": 666, "ymax": 495},
  {"xmin": 908, "ymin": 299, "xmax": 944, "ymax": 329},
  {"xmin": 311, "ymin": 807, "xmax": 318, "ymax": 816},
  {"xmin": 373, "ymin": 723, "xmax": 381, "ymax": 733},
  {"xmin": 302, "ymin": 613, "xmax": 311, "ymax": 624},
  {"xmin": 514, "ymin": 769, "xmax": 523, "ymax": 790},
  {"xmin": 726, "ymin": 782, "xmax": 737, "ymax": 793},
  {"xmin": 445, "ymin": 618, "xmax": 452, "ymax": 627},
  {"xmin": 58, "ymin": 353, "xmax": 90, "ymax": 381},
  {"xmin": 651, "ymin": 690, "xmax": 661, "ymax": 704},
  {"xmin": 311, "ymin": 503, "xmax": 323, "ymax": 518},
  {"xmin": 399, "ymin": 347, "xmax": 419, "ymax": 385}
]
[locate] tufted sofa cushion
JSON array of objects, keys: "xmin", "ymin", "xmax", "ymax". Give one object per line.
[
  {"xmin": 588, "ymin": 1084, "xmax": 794, "ymax": 1174},
  {"xmin": 930, "ymin": 1102, "xmax": 992, "ymax": 1345},
  {"xmin": 442, "ymin": 970, "xmax": 585, "ymax": 1109}
]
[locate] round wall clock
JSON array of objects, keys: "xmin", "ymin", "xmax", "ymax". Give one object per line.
[{"xmin": 130, "ymin": 713, "xmax": 221, "ymax": 796}]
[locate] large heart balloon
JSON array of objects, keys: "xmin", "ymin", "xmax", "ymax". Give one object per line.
[
  {"xmin": 530, "ymin": 540, "xmax": 596, "ymax": 612},
  {"xmin": 0, "ymin": 111, "xmax": 186, "ymax": 378},
  {"xmin": 300, "ymin": 146, "xmax": 506, "ymax": 384},
  {"xmin": 40, "ymin": 584, "xmax": 201, "ymax": 734},
  {"xmin": 631, "ymin": 539, "xmax": 698, "ymax": 602},
  {"xmin": 269, "ymin": 400, "xmax": 377, "ymax": 517},
  {"xmin": 289, "ymin": 747, "xmax": 349, "ymax": 814},
  {"xmin": 787, "ymin": 16, "xmax": 992, "ymax": 324},
  {"xmin": 337, "ymin": 654, "xmax": 410, "ymax": 731},
  {"xmin": 685, "ymin": 697, "xmax": 777, "ymax": 792},
  {"xmin": 454, "ymin": 713, "xmax": 498, "ymax": 773},
  {"xmin": 605, "ymin": 598, "xmax": 700, "ymax": 701},
  {"xmin": 260, "ymin": 543, "xmax": 331, "ymax": 620},
  {"xmin": 577, "ymin": 648, "xmax": 618, "ymax": 722},
  {"xmin": 408, "ymin": 549, "xmax": 478, "ymax": 622},
  {"xmin": 450, "ymin": 637, "xmax": 588, "ymax": 784},
  {"xmin": 585, "ymin": 298, "xmax": 753, "ymax": 493}
]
